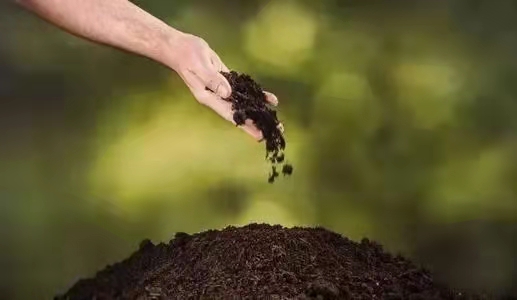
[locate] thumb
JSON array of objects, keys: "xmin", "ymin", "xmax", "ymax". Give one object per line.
[{"xmin": 205, "ymin": 71, "xmax": 232, "ymax": 99}]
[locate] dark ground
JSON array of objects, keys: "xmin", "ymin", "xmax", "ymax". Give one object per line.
[{"xmin": 55, "ymin": 223, "xmax": 489, "ymax": 300}]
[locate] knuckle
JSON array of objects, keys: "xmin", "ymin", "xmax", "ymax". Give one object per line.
[
  {"xmin": 207, "ymin": 75, "xmax": 223, "ymax": 88},
  {"xmin": 190, "ymin": 35, "xmax": 208, "ymax": 47},
  {"xmin": 212, "ymin": 77, "xmax": 223, "ymax": 88}
]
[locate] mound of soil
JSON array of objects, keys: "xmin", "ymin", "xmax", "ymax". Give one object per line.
[
  {"xmin": 221, "ymin": 71, "xmax": 293, "ymax": 183},
  {"xmin": 55, "ymin": 224, "xmax": 485, "ymax": 300}
]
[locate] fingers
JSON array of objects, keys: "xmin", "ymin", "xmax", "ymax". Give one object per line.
[
  {"xmin": 200, "ymin": 93, "xmax": 234, "ymax": 123},
  {"xmin": 242, "ymin": 119, "xmax": 263, "ymax": 141},
  {"xmin": 182, "ymin": 70, "xmax": 231, "ymax": 116},
  {"xmin": 190, "ymin": 72, "xmax": 280, "ymax": 139},
  {"xmin": 188, "ymin": 50, "xmax": 231, "ymax": 99},
  {"xmin": 206, "ymin": 70, "xmax": 232, "ymax": 99},
  {"xmin": 206, "ymin": 98, "xmax": 263, "ymax": 141},
  {"xmin": 263, "ymin": 91, "xmax": 278, "ymax": 106},
  {"xmin": 189, "ymin": 61, "xmax": 231, "ymax": 99},
  {"xmin": 181, "ymin": 70, "xmax": 264, "ymax": 141},
  {"xmin": 180, "ymin": 70, "xmax": 209, "ymax": 101},
  {"xmin": 263, "ymin": 91, "xmax": 284, "ymax": 135}
]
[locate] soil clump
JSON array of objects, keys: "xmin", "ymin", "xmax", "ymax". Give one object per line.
[{"xmin": 221, "ymin": 71, "xmax": 292, "ymax": 183}]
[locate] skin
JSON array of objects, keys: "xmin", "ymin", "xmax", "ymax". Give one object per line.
[{"xmin": 16, "ymin": 0, "xmax": 281, "ymax": 141}]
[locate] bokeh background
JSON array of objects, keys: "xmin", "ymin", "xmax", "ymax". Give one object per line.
[{"xmin": 2, "ymin": 0, "xmax": 517, "ymax": 298}]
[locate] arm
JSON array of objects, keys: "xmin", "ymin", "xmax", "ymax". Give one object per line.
[
  {"xmin": 16, "ymin": 0, "xmax": 192, "ymax": 79},
  {"xmin": 16, "ymin": 0, "xmax": 277, "ymax": 140}
]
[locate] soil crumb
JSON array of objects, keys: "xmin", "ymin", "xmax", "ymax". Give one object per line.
[
  {"xmin": 55, "ymin": 224, "xmax": 487, "ymax": 300},
  {"xmin": 222, "ymin": 71, "xmax": 293, "ymax": 183}
]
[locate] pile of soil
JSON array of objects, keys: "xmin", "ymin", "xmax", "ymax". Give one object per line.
[
  {"xmin": 55, "ymin": 224, "xmax": 486, "ymax": 300},
  {"xmin": 221, "ymin": 71, "xmax": 293, "ymax": 183}
]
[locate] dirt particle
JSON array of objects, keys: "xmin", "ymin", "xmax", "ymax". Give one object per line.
[{"xmin": 282, "ymin": 164, "xmax": 293, "ymax": 176}]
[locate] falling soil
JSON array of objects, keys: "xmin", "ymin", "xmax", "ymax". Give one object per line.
[
  {"xmin": 221, "ymin": 71, "xmax": 292, "ymax": 183},
  {"xmin": 56, "ymin": 224, "xmax": 487, "ymax": 300}
]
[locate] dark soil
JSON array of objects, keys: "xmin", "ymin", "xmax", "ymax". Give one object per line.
[
  {"xmin": 56, "ymin": 223, "xmax": 487, "ymax": 300},
  {"xmin": 221, "ymin": 71, "xmax": 293, "ymax": 183}
]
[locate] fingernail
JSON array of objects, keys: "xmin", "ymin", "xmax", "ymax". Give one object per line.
[
  {"xmin": 271, "ymin": 95, "xmax": 279, "ymax": 105},
  {"xmin": 265, "ymin": 92, "xmax": 278, "ymax": 105}
]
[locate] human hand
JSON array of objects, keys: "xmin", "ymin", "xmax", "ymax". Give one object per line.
[{"xmin": 166, "ymin": 33, "xmax": 279, "ymax": 141}]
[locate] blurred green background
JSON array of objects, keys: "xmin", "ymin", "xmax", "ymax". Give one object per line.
[{"xmin": 1, "ymin": 0, "xmax": 517, "ymax": 298}]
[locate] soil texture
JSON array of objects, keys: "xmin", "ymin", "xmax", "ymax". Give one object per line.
[
  {"xmin": 56, "ymin": 224, "xmax": 487, "ymax": 300},
  {"xmin": 221, "ymin": 71, "xmax": 292, "ymax": 183}
]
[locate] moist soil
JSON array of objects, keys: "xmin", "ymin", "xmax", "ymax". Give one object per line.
[
  {"xmin": 220, "ymin": 71, "xmax": 292, "ymax": 183},
  {"xmin": 56, "ymin": 223, "xmax": 487, "ymax": 300}
]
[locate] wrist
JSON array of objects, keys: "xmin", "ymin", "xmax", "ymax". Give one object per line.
[{"xmin": 156, "ymin": 28, "xmax": 187, "ymax": 70}]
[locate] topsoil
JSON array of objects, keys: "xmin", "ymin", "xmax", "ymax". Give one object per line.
[
  {"xmin": 56, "ymin": 223, "xmax": 488, "ymax": 300},
  {"xmin": 220, "ymin": 71, "xmax": 292, "ymax": 183}
]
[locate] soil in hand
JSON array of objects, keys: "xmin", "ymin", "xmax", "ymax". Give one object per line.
[
  {"xmin": 221, "ymin": 71, "xmax": 293, "ymax": 183},
  {"xmin": 56, "ymin": 224, "xmax": 486, "ymax": 300}
]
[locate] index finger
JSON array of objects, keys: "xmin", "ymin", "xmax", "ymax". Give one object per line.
[{"xmin": 263, "ymin": 91, "xmax": 278, "ymax": 106}]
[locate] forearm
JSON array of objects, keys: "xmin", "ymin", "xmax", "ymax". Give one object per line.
[{"xmin": 17, "ymin": 0, "xmax": 182, "ymax": 68}]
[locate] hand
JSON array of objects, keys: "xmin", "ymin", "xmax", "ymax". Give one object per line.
[{"xmin": 166, "ymin": 33, "xmax": 279, "ymax": 141}]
